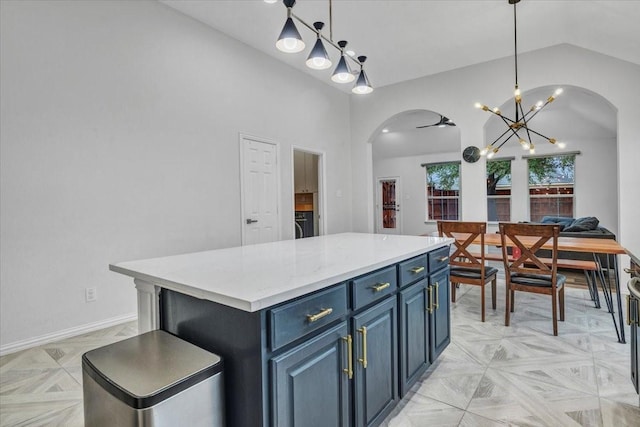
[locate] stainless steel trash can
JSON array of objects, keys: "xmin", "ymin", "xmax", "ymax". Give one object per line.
[{"xmin": 82, "ymin": 330, "xmax": 224, "ymax": 426}]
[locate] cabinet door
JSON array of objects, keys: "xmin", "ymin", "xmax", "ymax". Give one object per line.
[
  {"xmin": 271, "ymin": 322, "xmax": 351, "ymax": 427},
  {"xmin": 429, "ymin": 268, "xmax": 451, "ymax": 362},
  {"xmin": 631, "ymin": 295, "xmax": 639, "ymax": 393},
  {"xmin": 305, "ymin": 152, "xmax": 318, "ymax": 193},
  {"xmin": 399, "ymin": 278, "xmax": 430, "ymax": 396},
  {"xmin": 294, "ymin": 150, "xmax": 306, "ymax": 193},
  {"xmin": 353, "ymin": 297, "xmax": 398, "ymax": 427}
]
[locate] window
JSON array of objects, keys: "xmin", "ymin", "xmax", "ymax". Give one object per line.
[
  {"xmin": 487, "ymin": 159, "xmax": 512, "ymax": 222},
  {"xmin": 425, "ymin": 162, "xmax": 460, "ymax": 221},
  {"xmin": 528, "ymin": 154, "xmax": 575, "ymax": 222}
]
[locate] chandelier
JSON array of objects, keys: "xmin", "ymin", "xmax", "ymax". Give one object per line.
[
  {"xmin": 266, "ymin": 0, "xmax": 373, "ymax": 95},
  {"xmin": 475, "ymin": 0, "xmax": 564, "ymax": 158}
]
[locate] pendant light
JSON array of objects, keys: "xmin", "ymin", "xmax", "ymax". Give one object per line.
[
  {"xmin": 475, "ymin": 0, "xmax": 564, "ymax": 157},
  {"xmin": 331, "ymin": 40, "xmax": 356, "ymax": 83},
  {"xmin": 268, "ymin": 0, "xmax": 373, "ymax": 94},
  {"xmin": 352, "ymin": 56, "xmax": 373, "ymax": 95},
  {"xmin": 306, "ymin": 22, "xmax": 332, "ymax": 70},
  {"xmin": 276, "ymin": 0, "xmax": 305, "ymax": 53}
]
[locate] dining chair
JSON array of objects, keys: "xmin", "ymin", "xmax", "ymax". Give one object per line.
[
  {"xmin": 437, "ymin": 221, "xmax": 497, "ymax": 322},
  {"xmin": 499, "ymin": 222, "xmax": 566, "ymax": 336}
]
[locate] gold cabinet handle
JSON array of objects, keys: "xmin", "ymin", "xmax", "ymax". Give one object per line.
[
  {"xmin": 342, "ymin": 335, "xmax": 353, "ymax": 379},
  {"xmin": 437, "ymin": 256, "xmax": 449, "ymax": 262},
  {"xmin": 371, "ymin": 282, "xmax": 390, "ymax": 292},
  {"xmin": 410, "ymin": 266, "xmax": 425, "ymax": 274},
  {"xmin": 434, "ymin": 282, "xmax": 439, "ymax": 309},
  {"xmin": 358, "ymin": 326, "xmax": 367, "ymax": 368},
  {"xmin": 427, "ymin": 286, "xmax": 433, "ymax": 314},
  {"xmin": 627, "ymin": 295, "xmax": 632, "ymax": 326},
  {"xmin": 307, "ymin": 307, "xmax": 333, "ymax": 323}
]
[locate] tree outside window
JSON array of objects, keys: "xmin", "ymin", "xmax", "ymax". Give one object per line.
[
  {"xmin": 528, "ymin": 155, "xmax": 575, "ymax": 222},
  {"xmin": 487, "ymin": 159, "xmax": 512, "ymax": 222},
  {"xmin": 425, "ymin": 163, "xmax": 460, "ymax": 221}
]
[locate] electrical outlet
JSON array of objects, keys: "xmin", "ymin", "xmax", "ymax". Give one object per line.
[{"xmin": 85, "ymin": 287, "xmax": 97, "ymax": 302}]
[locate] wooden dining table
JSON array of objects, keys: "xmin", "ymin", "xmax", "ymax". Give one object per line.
[{"xmin": 448, "ymin": 232, "xmax": 628, "ymax": 343}]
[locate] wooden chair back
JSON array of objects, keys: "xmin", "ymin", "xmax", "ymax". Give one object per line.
[
  {"xmin": 498, "ymin": 222, "xmax": 561, "ymax": 282},
  {"xmin": 437, "ymin": 221, "xmax": 487, "ymax": 270}
]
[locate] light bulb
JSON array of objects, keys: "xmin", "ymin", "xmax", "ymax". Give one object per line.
[
  {"xmin": 480, "ymin": 146, "xmax": 489, "ymax": 156},
  {"xmin": 264, "ymin": 0, "xmax": 277, "ymax": 3},
  {"xmin": 487, "ymin": 150, "xmax": 495, "ymax": 159},
  {"xmin": 346, "ymin": 50, "xmax": 355, "ymax": 57},
  {"xmin": 352, "ymin": 85, "xmax": 373, "ymax": 95},
  {"xmin": 520, "ymin": 139, "xmax": 530, "ymax": 150},
  {"xmin": 277, "ymin": 37, "xmax": 304, "ymax": 53},
  {"xmin": 474, "ymin": 102, "xmax": 483, "ymax": 109},
  {"xmin": 332, "ymin": 72, "xmax": 352, "ymax": 83},
  {"xmin": 382, "ymin": 128, "xmax": 389, "ymax": 133},
  {"xmin": 557, "ymin": 141, "xmax": 566, "ymax": 149},
  {"xmin": 529, "ymin": 144, "xmax": 535, "ymax": 154},
  {"xmin": 555, "ymin": 88, "xmax": 564, "ymax": 96},
  {"xmin": 536, "ymin": 100, "xmax": 543, "ymax": 109},
  {"xmin": 514, "ymin": 88, "xmax": 521, "ymax": 97}
]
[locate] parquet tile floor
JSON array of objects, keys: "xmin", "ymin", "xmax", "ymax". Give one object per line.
[{"xmin": 1, "ymin": 276, "xmax": 638, "ymax": 426}]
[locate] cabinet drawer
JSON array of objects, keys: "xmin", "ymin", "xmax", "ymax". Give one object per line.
[
  {"xmin": 428, "ymin": 246, "xmax": 450, "ymax": 272},
  {"xmin": 269, "ymin": 284, "xmax": 348, "ymax": 351},
  {"xmin": 351, "ymin": 266, "xmax": 397, "ymax": 310},
  {"xmin": 398, "ymin": 255, "xmax": 428, "ymax": 288}
]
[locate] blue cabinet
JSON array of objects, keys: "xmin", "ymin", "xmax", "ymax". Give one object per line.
[
  {"xmin": 429, "ymin": 267, "xmax": 451, "ymax": 362},
  {"xmin": 160, "ymin": 246, "xmax": 450, "ymax": 427},
  {"xmin": 399, "ymin": 278, "xmax": 430, "ymax": 396},
  {"xmin": 352, "ymin": 297, "xmax": 398, "ymax": 427},
  {"xmin": 270, "ymin": 322, "xmax": 351, "ymax": 427}
]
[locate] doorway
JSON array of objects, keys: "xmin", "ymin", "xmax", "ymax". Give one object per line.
[
  {"xmin": 240, "ymin": 134, "xmax": 281, "ymax": 245},
  {"xmin": 293, "ymin": 149, "xmax": 323, "ymax": 239},
  {"xmin": 376, "ymin": 177, "xmax": 402, "ymax": 234}
]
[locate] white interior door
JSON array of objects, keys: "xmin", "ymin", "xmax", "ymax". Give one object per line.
[
  {"xmin": 241, "ymin": 135, "xmax": 280, "ymax": 245},
  {"xmin": 376, "ymin": 177, "xmax": 402, "ymax": 234}
]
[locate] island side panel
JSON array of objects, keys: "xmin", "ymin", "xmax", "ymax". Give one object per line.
[{"xmin": 160, "ymin": 289, "xmax": 267, "ymax": 427}]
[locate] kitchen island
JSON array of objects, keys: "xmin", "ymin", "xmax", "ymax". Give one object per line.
[{"xmin": 110, "ymin": 232, "xmax": 453, "ymax": 427}]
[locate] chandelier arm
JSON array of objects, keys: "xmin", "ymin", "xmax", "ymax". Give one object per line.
[
  {"xmin": 495, "ymin": 131, "xmax": 519, "ymax": 151},
  {"xmin": 490, "ymin": 127, "xmax": 515, "ymax": 146},
  {"xmin": 523, "ymin": 127, "xmax": 554, "ymax": 143},
  {"xmin": 523, "ymin": 99, "xmax": 553, "ymax": 122},
  {"xmin": 291, "ymin": 11, "xmax": 363, "ymax": 68},
  {"xmin": 483, "ymin": 109, "xmax": 517, "ymax": 124}
]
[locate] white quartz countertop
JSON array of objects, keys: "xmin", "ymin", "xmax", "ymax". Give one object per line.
[{"xmin": 110, "ymin": 232, "xmax": 453, "ymax": 312}]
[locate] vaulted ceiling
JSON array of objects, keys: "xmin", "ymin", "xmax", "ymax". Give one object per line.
[{"xmin": 161, "ymin": 0, "xmax": 640, "ymax": 93}]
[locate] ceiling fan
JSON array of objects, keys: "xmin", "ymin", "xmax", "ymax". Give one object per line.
[{"xmin": 416, "ymin": 115, "xmax": 456, "ymax": 129}]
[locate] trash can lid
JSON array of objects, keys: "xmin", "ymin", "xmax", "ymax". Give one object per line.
[{"xmin": 82, "ymin": 330, "xmax": 222, "ymax": 409}]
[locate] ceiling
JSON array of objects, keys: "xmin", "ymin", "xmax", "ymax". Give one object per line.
[{"xmin": 160, "ymin": 0, "xmax": 640, "ymax": 93}]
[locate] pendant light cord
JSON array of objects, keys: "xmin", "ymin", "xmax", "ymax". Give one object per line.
[
  {"xmin": 514, "ymin": 2, "xmax": 518, "ymax": 87},
  {"xmin": 329, "ymin": 0, "xmax": 333, "ymax": 41}
]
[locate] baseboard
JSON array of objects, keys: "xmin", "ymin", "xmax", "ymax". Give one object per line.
[{"xmin": 0, "ymin": 313, "xmax": 138, "ymax": 356}]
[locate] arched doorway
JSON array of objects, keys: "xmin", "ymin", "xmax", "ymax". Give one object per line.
[{"xmin": 370, "ymin": 109, "xmax": 461, "ymax": 235}]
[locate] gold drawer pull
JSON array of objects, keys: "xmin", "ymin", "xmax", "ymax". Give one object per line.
[
  {"xmin": 371, "ymin": 282, "xmax": 391, "ymax": 292},
  {"xmin": 410, "ymin": 266, "xmax": 425, "ymax": 274},
  {"xmin": 342, "ymin": 335, "xmax": 353, "ymax": 379},
  {"xmin": 434, "ymin": 282, "xmax": 439, "ymax": 309},
  {"xmin": 624, "ymin": 267, "xmax": 633, "ymax": 274},
  {"xmin": 307, "ymin": 307, "xmax": 333, "ymax": 323},
  {"xmin": 627, "ymin": 295, "xmax": 632, "ymax": 326},
  {"xmin": 358, "ymin": 326, "xmax": 367, "ymax": 368},
  {"xmin": 427, "ymin": 286, "xmax": 433, "ymax": 314},
  {"xmin": 437, "ymin": 256, "xmax": 449, "ymax": 262}
]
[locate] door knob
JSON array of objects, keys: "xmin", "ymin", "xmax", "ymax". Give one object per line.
[{"xmin": 246, "ymin": 219, "xmax": 258, "ymax": 224}]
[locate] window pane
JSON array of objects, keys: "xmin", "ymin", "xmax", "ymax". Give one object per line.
[
  {"xmin": 487, "ymin": 159, "xmax": 511, "ymax": 222},
  {"xmin": 528, "ymin": 155, "xmax": 575, "ymax": 221},
  {"xmin": 426, "ymin": 163, "xmax": 460, "ymax": 221}
]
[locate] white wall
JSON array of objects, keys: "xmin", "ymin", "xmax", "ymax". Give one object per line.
[
  {"xmin": 373, "ymin": 137, "xmax": 618, "ymax": 237},
  {"xmin": 0, "ymin": 1, "xmax": 352, "ymax": 350},
  {"xmin": 352, "ymin": 44, "xmax": 640, "ymax": 260}
]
